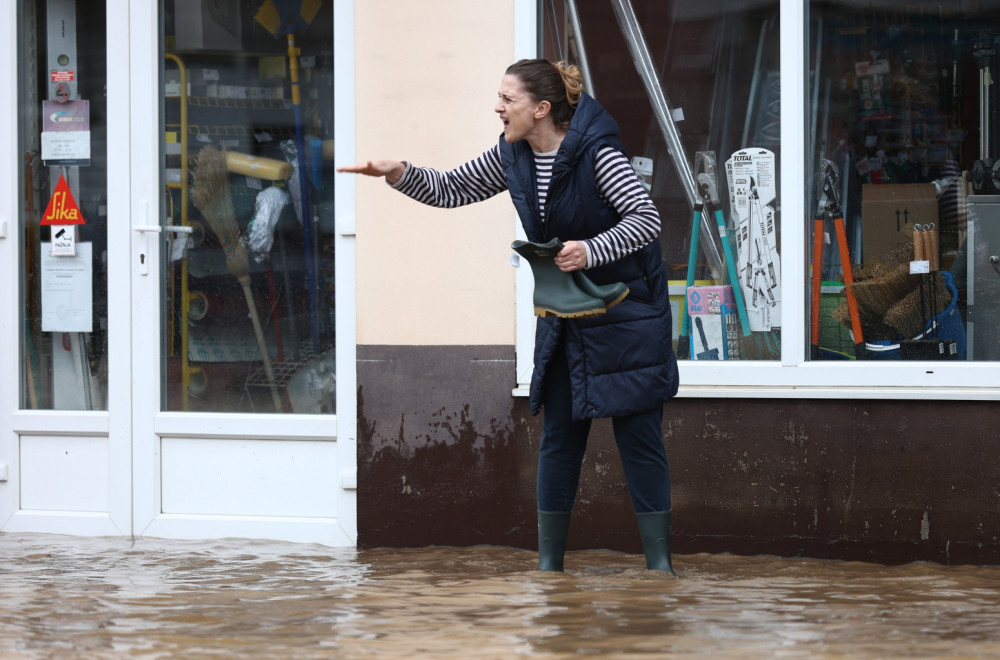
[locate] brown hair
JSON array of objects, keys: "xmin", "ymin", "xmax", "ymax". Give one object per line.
[{"xmin": 505, "ymin": 59, "xmax": 583, "ymax": 127}]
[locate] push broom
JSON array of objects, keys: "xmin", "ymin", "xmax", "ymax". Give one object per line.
[
  {"xmin": 255, "ymin": 0, "xmax": 323, "ymax": 350},
  {"xmin": 191, "ymin": 145, "xmax": 283, "ymax": 412}
]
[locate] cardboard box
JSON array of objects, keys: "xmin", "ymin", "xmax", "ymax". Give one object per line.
[
  {"xmin": 668, "ymin": 279, "xmax": 712, "ymax": 341},
  {"xmin": 861, "ymin": 183, "xmax": 938, "ymax": 263},
  {"xmin": 686, "ymin": 285, "xmax": 740, "ymax": 360}
]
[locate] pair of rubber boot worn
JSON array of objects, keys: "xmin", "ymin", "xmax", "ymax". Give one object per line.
[
  {"xmin": 511, "ymin": 238, "xmax": 629, "ymax": 318},
  {"xmin": 538, "ymin": 510, "xmax": 675, "ymax": 573},
  {"xmin": 516, "ymin": 239, "xmax": 672, "ymax": 571}
]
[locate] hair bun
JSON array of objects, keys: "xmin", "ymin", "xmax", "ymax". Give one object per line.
[{"xmin": 555, "ymin": 61, "xmax": 584, "ymax": 107}]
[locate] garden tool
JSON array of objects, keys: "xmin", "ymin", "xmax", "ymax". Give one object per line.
[
  {"xmin": 696, "ymin": 152, "xmax": 752, "ymax": 337},
  {"xmin": 677, "ymin": 196, "xmax": 702, "ymax": 360},
  {"xmin": 811, "ymin": 159, "xmax": 865, "ymax": 359},
  {"xmin": 610, "ymin": 0, "xmax": 723, "ymax": 281},
  {"xmin": 739, "ymin": 170, "xmax": 781, "ymax": 328},
  {"xmin": 511, "ymin": 239, "xmax": 626, "ymax": 318}
]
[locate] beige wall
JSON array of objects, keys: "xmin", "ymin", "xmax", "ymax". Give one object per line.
[{"xmin": 353, "ymin": 1, "xmax": 519, "ymax": 346}]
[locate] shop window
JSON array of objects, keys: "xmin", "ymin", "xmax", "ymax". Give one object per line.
[
  {"xmin": 161, "ymin": 1, "xmax": 336, "ymax": 412},
  {"xmin": 18, "ymin": 0, "xmax": 110, "ymax": 410},
  {"xmin": 541, "ymin": 0, "xmax": 782, "ymax": 362},
  {"xmin": 808, "ymin": 1, "xmax": 1000, "ymax": 363}
]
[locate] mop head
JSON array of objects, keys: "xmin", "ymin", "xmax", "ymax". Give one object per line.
[
  {"xmin": 247, "ymin": 186, "xmax": 290, "ymax": 263},
  {"xmin": 190, "ymin": 145, "xmax": 251, "ymax": 282}
]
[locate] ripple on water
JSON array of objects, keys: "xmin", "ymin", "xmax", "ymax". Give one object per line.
[{"xmin": 1, "ymin": 535, "xmax": 1000, "ymax": 658}]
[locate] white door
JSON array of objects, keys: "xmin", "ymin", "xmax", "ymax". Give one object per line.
[
  {"xmin": 1, "ymin": 0, "xmax": 357, "ymax": 546},
  {"xmin": 1, "ymin": 0, "xmax": 133, "ymax": 537}
]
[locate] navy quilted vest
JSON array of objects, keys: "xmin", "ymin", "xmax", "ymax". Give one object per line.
[{"xmin": 500, "ymin": 93, "xmax": 679, "ymax": 419}]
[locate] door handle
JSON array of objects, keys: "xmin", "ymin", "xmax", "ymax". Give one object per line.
[
  {"xmin": 133, "ymin": 225, "xmax": 194, "ymax": 234},
  {"xmin": 133, "ymin": 225, "xmax": 193, "ymax": 275}
]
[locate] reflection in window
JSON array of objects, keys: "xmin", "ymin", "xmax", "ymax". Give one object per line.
[
  {"xmin": 808, "ymin": 2, "xmax": 1000, "ymax": 362},
  {"xmin": 542, "ymin": 0, "xmax": 782, "ymax": 361},
  {"xmin": 162, "ymin": 1, "xmax": 336, "ymax": 412}
]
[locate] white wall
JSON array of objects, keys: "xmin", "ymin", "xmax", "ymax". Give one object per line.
[{"xmin": 354, "ymin": 1, "xmax": 519, "ymax": 346}]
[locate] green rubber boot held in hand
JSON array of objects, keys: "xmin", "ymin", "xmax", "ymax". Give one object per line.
[
  {"xmin": 636, "ymin": 510, "xmax": 676, "ymax": 574},
  {"xmin": 537, "ymin": 510, "xmax": 572, "ymax": 571},
  {"xmin": 572, "ymin": 271, "xmax": 629, "ymax": 310},
  {"xmin": 512, "ymin": 239, "xmax": 628, "ymax": 318}
]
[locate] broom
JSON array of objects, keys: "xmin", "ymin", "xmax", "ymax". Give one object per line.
[
  {"xmin": 191, "ymin": 145, "xmax": 283, "ymax": 412},
  {"xmin": 255, "ymin": 0, "xmax": 323, "ymax": 350},
  {"xmin": 884, "ymin": 278, "xmax": 951, "ymax": 339},
  {"xmin": 832, "ymin": 229, "xmax": 945, "ymax": 342}
]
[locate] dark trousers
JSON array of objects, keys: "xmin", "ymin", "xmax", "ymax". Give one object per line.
[{"xmin": 537, "ymin": 343, "xmax": 671, "ymax": 513}]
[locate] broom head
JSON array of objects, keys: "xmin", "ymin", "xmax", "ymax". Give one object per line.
[{"xmin": 191, "ymin": 145, "xmax": 251, "ymax": 281}]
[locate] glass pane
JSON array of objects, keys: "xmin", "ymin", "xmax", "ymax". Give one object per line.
[
  {"xmin": 161, "ymin": 1, "xmax": 336, "ymax": 412},
  {"xmin": 807, "ymin": 1, "xmax": 989, "ymax": 362},
  {"xmin": 542, "ymin": 0, "xmax": 782, "ymax": 361},
  {"xmin": 19, "ymin": 0, "xmax": 109, "ymax": 410}
]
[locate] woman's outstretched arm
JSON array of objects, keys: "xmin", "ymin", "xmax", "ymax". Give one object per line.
[
  {"xmin": 337, "ymin": 159, "xmax": 407, "ymax": 184},
  {"xmin": 340, "ymin": 146, "xmax": 507, "ymax": 209}
]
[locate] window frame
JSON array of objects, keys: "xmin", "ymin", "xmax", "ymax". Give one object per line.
[{"xmin": 514, "ymin": 0, "xmax": 1000, "ymax": 401}]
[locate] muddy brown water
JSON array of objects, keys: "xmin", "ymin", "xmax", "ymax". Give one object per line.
[{"xmin": 2, "ymin": 534, "xmax": 1000, "ymax": 659}]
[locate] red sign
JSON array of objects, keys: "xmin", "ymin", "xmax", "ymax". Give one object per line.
[
  {"xmin": 51, "ymin": 70, "xmax": 75, "ymax": 82},
  {"xmin": 41, "ymin": 175, "xmax": 85, "ymax": 226}
]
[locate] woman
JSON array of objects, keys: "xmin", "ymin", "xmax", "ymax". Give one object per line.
[{"xmin": 339, "ymin": 59, "xmax": 679, "ymax": 572}]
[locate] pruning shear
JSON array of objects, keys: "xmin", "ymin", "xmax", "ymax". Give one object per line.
[
  {"xmin": 811, "ymin": 159, "xmax": 866, "ymax": 359},
  {"xmin": 697, "ymin": 152, "xmax": 751, "ymax": 337},
  {"xmin": 678, "ymin": 152, "xmax": 752, "ymax": 359}
]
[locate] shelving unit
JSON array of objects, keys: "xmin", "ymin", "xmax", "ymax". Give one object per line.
[{"xmin": 164, "ymin": 52, "xmax": 198, "ymax": 410}]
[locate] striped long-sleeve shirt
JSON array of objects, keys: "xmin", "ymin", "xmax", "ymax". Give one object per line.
[{"xmin": 391, "ymin": 143, "xmax": 660, "ymax": 268}]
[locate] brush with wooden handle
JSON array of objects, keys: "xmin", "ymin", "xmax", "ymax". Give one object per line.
[{"xmin": 191, "ymin": 145, "xmax": 283, "ymax": 412}]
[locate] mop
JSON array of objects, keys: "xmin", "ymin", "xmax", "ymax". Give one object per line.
[
  {"xmin": 246, "ymin": 186, "xmax": 289, "ymax": 263},
  {"xmin": 247, "ymin": 185, "xmax": 293, "ymax": 362},
  {"xmin": 191, "ymin": 145, "xmax": 283, "ymax": 412},
  {"xmin": 255, "ymin": 0, "xmax": 323, "ymax": 350}
]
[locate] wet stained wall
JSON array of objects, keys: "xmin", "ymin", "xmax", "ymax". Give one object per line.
[{"xmin": 357, "ymin": 345, "xmax": 1000, "ymax": 566}]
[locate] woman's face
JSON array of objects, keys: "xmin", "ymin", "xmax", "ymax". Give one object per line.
[{"xmin": 495, "ymin": 74, "xmax": 541, "ymax": 144}]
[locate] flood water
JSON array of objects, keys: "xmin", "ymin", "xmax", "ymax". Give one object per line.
[{"xmin": 2, "ymin": 534, "xmax": 1000, "ymax": 658}]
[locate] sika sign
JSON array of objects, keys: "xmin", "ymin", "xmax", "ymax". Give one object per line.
[
  {"xmin": 42, "ymin": 175, "xmax": 85, "ymax": 257},
  {"xmin": 41, "ymin": 175, "xmax": 85, "ymax": 226}
]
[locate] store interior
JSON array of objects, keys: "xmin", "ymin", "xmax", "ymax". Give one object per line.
[
  {"xmin": 19, "ymin": 0, "xmax": 338, "ymax": 413},
  {"xmin": 162, "ymin": 0, "xmax": 337, "ymax": 413},
  {"xmin": 545, "ymin": 0, "xmax": 1000, "ymax": 362}
]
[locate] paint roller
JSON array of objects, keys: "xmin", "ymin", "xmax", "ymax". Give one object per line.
[{"xmin": 226, "ymin": 152, "xmax": 294, "ymax": 181}]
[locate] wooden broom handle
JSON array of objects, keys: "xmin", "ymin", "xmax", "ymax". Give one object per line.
[{"xmin": 240, "ymin": 277, "xmax": 283, "ymax": 412}]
